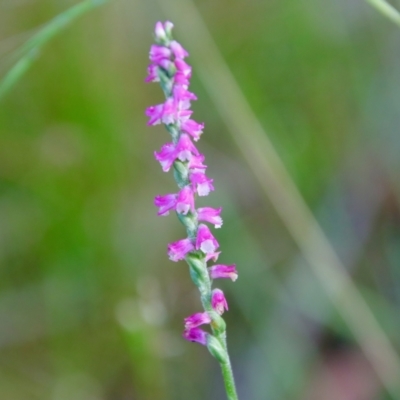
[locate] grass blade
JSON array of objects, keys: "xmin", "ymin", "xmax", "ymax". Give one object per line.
[
  {"xmin": 365, "ymin": 0, "xmax": 400, "ymax": 27},
  {"xmin": 0, "ymin": 0, "xmax": 108, "ymax": 101}
]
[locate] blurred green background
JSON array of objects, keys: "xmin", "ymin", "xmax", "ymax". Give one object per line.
[{"xmin": 1, "ymin": 0, "xmax": 400, "ymax": 399}]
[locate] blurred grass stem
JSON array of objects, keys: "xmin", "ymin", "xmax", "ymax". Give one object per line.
[
  {"xmin": 157, "ymin": 0, "xmax": 400, "ymax": 397},
  {"xmin": 365, "ymin": 0, "xmax": 400, "ymax": 27},
  {"xmin": 0, "ymin": 0, "xmax": 108, "ymax": 101}
]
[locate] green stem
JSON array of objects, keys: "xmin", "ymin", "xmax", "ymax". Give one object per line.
[
  {"xmin": 364, "ymin": 0, "xmax": 400, "ymax": 27},
  {"xmin": 0, "ymin": 0, "xmax": 108, "ymax": 101},
  {"xmin": 218, "ymin": 336, "xmax": 239, "ymax": 400},
  {"xmin": 193, "ymin": 260, "xmax": 238, "ymax": 400},
  {"xmin": 182, "ymin": 197, "xmax": 239, "ymax": 400}
]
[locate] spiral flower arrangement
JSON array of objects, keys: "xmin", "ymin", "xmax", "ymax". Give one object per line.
[{"xmin": 145, "ymin": 21, "xmax": 239, "ymax": 400}]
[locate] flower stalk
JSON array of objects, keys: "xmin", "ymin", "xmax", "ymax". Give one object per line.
[{"xmin": 145, "ymin": 21, "xmax": 239, "ymax": 400}]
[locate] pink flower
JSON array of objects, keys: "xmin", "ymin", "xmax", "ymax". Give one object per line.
[
  {"xmin": 209, "ymin": 264, "xmax": 238, "ymax": 282},
  {"xmin": 161, "ymin": 98, "xmax": 193, "ymax": 125},
  {"xmin": 183, "ymin": 327, "xmax": 207, "ymax": 345},
  {"xmin": 181, "ymin": 119, "xmax": 204, "ymax": 141},
  {"xmin": 190, "ymin": 171, "xmax": 214, "ymax": 196},
  {"xmin": 161, "ymin": 98, "xmax": 179, "ymax": 125},
  {"xmin": 145, "ymin": 64, "xmax": 159, "ymax": 83},
  {"xmin": 149, "ymin": 45, "xmax": 171, "ymax": 64},
  {"xmin": 197, "ymin": 207, "xmax": 223, "ymax": 228},
  {"xmin": 178, "ymin": 109, "xmax": 193, "ymax": 124},
  {"xmin": 154, "ymin": 142, "xmax": 177, "ymax": 172},
  {"xmin": 154, "ymin": 193, "xmax": 177, "ymax": 216},
  {"xmin": 175, "ymin": 134, "xmax": 199, "ymax": 161},
  {"xmin": 168, "ymin": 238, "xmax": 194, "ymax": 261},
  {"xmin": 188, "ymin": 154, "xmax": 207, "ymax": 170},
  {"xmin": 176, "ymin": 186, "xmax": 195, "ymax": 214},
  {"xmin": 174, "ymin": 71, "xmax": 191, "ymax": 87},
  {"xmin": 196, "ymin": 224, "xmax": 219, "ymax": 254},
  {"xmin": 175, "ymin": 59, "xmax": 192, "ymax": 78},
  {"xmin": 173, "ymin": 86, "xmax": 197, "ymax": 103},
  {"xmin": 184, "ymin": 312, "xmax": 211, "ymax": 329},
  {"xmin": 211, "ymin": 289, "xmax": 229, "ymax": 315},
  {"xmin": 170, "ymin": 40, "xmax": 189, "ymax": 59},
  {"xmin": 146, "ymin": 24, "xmax": 239, "ymax": 354},
  {"xmin": 146, "ymin": 104, "xmax": 164, "ymax": 125},
  {"xmin": 205, "ymin": 251, "xmax": 221, "ymax": 262}
]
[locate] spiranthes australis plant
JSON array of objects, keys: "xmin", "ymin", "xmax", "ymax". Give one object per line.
[{"xmin": 145, "ymin": 21, "xmax": 239, "ymax": 400}]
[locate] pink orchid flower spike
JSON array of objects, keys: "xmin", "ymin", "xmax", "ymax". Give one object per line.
[{"xmin": 146, "ymin": 21, "xmax": 239, "ymax": 400}]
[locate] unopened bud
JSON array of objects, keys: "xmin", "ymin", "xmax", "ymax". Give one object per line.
[
  {"xmin": 206, "ymin": 335, "xmax": 227, "ymax": 364},
  {"xmin": 211, "ymin": 289, "xmax": 229, "ymax": 315}
]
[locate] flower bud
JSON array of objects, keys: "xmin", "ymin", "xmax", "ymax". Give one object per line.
[
  {"xmin": 154, "ymin": 21, "xmax": 174, "ymax": 44},
  {"xmin": 164, "ymin": 21, "xmax": 174, "ymax": 38},
  {"xmin": 154, "ymin": 22, "xmax": 167, "ymax": 42},
  {"xmin": 211, "ymin": 289, "xmax": 229, "ymax": 315},
  {"xmin": 206, "ymin": 335, "xmax": 227, "ymax": 364}
]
